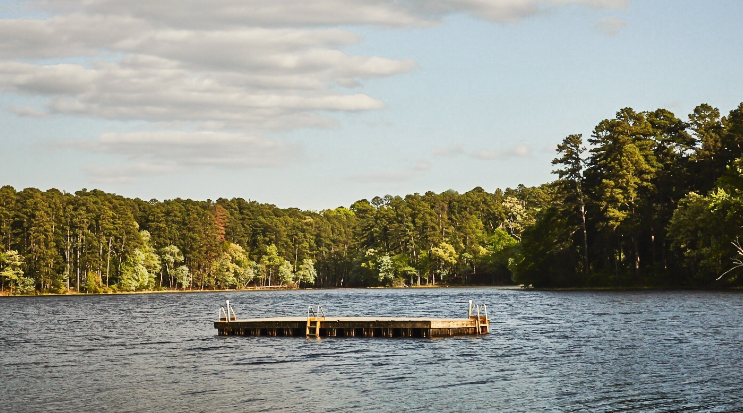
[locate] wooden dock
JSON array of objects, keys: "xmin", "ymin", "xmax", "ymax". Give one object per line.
[{"xmin": 214, "ymin": 301, "xmax": 490, "ymax": 338}]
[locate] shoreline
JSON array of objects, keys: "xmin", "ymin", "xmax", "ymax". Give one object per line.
[
  {"xmin": 3, "ymin": 284, "xmax": 743, "ymax": 297},
  {"xmin": 0, "ymin": 284, "xmax": 522, "ymax": 297}
]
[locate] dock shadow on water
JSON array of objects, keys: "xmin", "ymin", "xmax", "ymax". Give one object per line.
[{"xmin": 2, "ymin": 288, "xmax": 743, "ymax": 412}]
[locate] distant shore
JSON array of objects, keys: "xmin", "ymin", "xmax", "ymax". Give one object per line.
[
  {"xmin": 6, "ymin": 284, "xmax": 743, "ymax": 297},
  {"xmin": 0, "ymin": 284, "xmax": 526, "ymax": 297}
]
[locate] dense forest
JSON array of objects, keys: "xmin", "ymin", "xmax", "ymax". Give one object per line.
[
  {"xmin": 0, "ymin": 183, "xmax": 542, "ymax": 294},
  {"xmin": 1, "ymin": 102, "xmax": 742, "ymax": 294},
  {"xmin": 514, "ymin": 102, "xmax": 743, "ymax": 287}
]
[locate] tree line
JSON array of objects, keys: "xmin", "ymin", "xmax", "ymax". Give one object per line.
[
  {"xmin": 1, "ymin": 101, "xmax": 742, "ymax": 294},
  {"xmin": 0, "ymin": 182, "xmax": 548, "ymax": 294},
  {"xmin": 512, "ymin": 102, "xmax": 743, "ymax": 287}
]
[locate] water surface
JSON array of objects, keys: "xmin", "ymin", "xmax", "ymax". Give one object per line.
[{"xmin": 2, "ymin": 288, "xmax": 742, "ymax": 412}]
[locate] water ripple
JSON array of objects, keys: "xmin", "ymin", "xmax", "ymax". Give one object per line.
[{"xmin": 1, "ymin": 288, "xmax": 743, "ymax": 412}]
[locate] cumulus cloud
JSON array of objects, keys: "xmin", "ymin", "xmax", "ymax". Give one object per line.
[
  {"xmin": 434, "ymin": 144, "xmax": 532, "ymax": 160},
  {"xmin": 2, "ymin": 0, "xmax": 626, "ymax": 178},
  {"xmin": 348, "ymin": 171, "xmax": 420, "ymax": 184},
  {"xmin": 57, "ymin": 131, "xmax": 302, "ymax": 171},
  {"xmin": 594, "ymin": 16, "xmax": 628, "ymax": 36},
  {"xmin": 39, "ymin": 0, "xmax": 628, "ymax": 28},
  {"xmin": 414, "ymin": 160, "xmax": 431, "ymax": 171},
  {"xmin": 433, "ymin": 145, "xmax": 467, "ymax": 157},
  {"xmin": 541, "ymin": 142, "xmax": 559, "ymax": 153},
  {"xmin": 10, "ymin": 106, "xmax": 47, "ymax": 117},
  {"xmin": 471, "ymin": 144, "xmax": 531, "ymax": 159},
  {"xmin": 0, "ymin": 1, "xmax": 628, "ymax": 129},
  {"xmin": 348, "ymin": 158, "xmax": 432, "ymax": 183},
  {"xmin": 85, "ymin": 163, "xmax": 176, "ymax": 184},
  {"xmin": 0, "ymin": 27, "xmax": 414, "ymax": 130},
  {"xmin": 415, "ymin": 0, "xmax": 627, "ymax": 24}
]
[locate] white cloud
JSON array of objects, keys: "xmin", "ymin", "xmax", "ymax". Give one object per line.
[
  {"xmin": 0, "ymin": 1, "xmax": 628, "ymax": 129},
  {"xmin": 348, "ymin": 158, "xmax": 432, "ymax": 183},
  {"xmin": 414, "ymin": 160, "xmax": 431, "ymax": 171},
  {"xmin": 39, "ymin": 0, "xmax": 430, "ymax": 29},
  {"xmin": 85, "ymin": 163, "xmax": 175, "ymax": 184},
  {"xmin": 434, "ymin": 144, "xmax": 532, "ymax": 160},
  {"xmin": 58, "ymin": 131, "xmax": 302, "ymax": 171},
  {"xmin": 348, "ymin": 171, "xmax": 419, "ymax": 184},
  {"xmin": 0, "ymin": 27, "xmax": 415, "ymax": 130},
  {"xmin": 594, "ymin": 16, "xmax": 628, "ymax": 36},
  {"xmin": 471, "ymin": 144, "xmax": 531, "ymax": 159},
  {"xmin": 39, "ymin": 0, "xmax": 628, "ymax": 28},
  {"xmin": 541, "ymin": 143, "xmax": 559, "ymax": 153},
  {"xmin": 10, "ymin": 106, "xmax": 47, "ymax": 117},
  {"xmin": 2, "ymin": 0, "xmax": 626, "ymax": 177},
  {"xmin": 433, "ymin": 145, "xmax": 467, "ymax": 157},
  {"xmin": 418, "ymin": 0, "xmax": 627, "ymax": 23}
]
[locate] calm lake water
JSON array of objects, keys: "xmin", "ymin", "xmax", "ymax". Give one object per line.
[{"xmin": 2, "ymin": 288, "xmax": 743, "ymax": 412}]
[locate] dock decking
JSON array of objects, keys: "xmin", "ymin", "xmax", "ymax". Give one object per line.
[{"xmin": 214, "ymin": 301, "xmax": 490, "ymax": 338}]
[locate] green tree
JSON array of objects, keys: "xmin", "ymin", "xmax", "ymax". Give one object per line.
[
  {"xmin": 174, "ymin": 265, "xmax": 191, "ymax": 289},
  {"xmin": 0, "ymin": 186, "xmax": 16, "ymax": 252},
  {"xmin": 213, "ymin": 243, "xmax": 255, "ymax": 289},
  {"xmin": 718, "ymin": 239, "xmax": 743, "ymax": 282},
  {"xmin": 689, "ymin": 103, "xmax": 725, "ymax": 191},
  {"xmin": 668, "ymin": 158, "xmax": 743, "ymax": 285},
  {"xmin": 430, "ymin": 242, "xmax": 458, "ymax": 285},
  {"xmin": 502, "ymin": 196, "xmax": 533, "ymax": 241},
  {"xmin": 85, "ymin": 271, "xmax": 102, "ymax": 294},
  {"xmin": 278, "ymin": 259, "xmax": 294, "ymax": 286},
  {"xmin": 1, "ymin": 250, "xmax": 32, "ymax": 294},
  {"xmin": 160, "ymin": 245, "xmax": 184, "ymax": 288},
  {"xmin": 552, "ymin": 134, "xmax": 589, "ymax": 276},
  {"xmin": 260, "ymin": 244, "xmax": 283, "ymax": 286},
  {"xmin": 119, "ymin": 250, "xmax": 151, "ymax": 291},
  {"xmin": 587, "ymin": 108, "xmax": 657, "ymax": 279},
  {"xmin": 295, "ymin": 258, "xmax": 317, "ymax": 287},
  {"xmin": 119, "ymin": 231, "xmax": 160, "ymax": 291},
  {"xmin": 481, "ymin": 229, "xmax": 518, "ymax": 284},
  {"xmin": 376, "ymin": 254, "xmax": 394, "ymax": 286},
  {"xmin": 510, "ymin": 207, "xmax": 581, "ymax": 287}
]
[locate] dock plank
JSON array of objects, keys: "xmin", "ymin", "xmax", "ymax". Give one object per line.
[{"xmin": 214, "ymin": 316, "xmax": 489, "ymax": 338}]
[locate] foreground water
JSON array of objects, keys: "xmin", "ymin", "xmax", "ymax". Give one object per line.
[{"xmin": 1, "ymin": 288, "xmax": 743, "ymax": 412}]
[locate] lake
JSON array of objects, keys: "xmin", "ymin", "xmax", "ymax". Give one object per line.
[{"xmin": 2, "ymin": 288, "xmax": 743, "ymax": 412}]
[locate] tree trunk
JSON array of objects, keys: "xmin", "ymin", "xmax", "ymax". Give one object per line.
[
  {"xmin": 651, "ymin": 229, "xmax": 656, "ymax": 267},
  {"xmin": 106, "ymin": 237, "xmax": 112, "ymax": 287},
  {"xmin": 581, "ymin": 202, "xmax": 588, "ymax": 276},
  {"xmin": 76, "ymin": 234, "xmax": 81, "ymax": 292},
  {"xmin": 614, "ymin": 237, "xmax": 620, "ymax": 285},
  {"xmin": 65, "ymin": 228, "xmax": 71, "ymax": 290},
  {"xmin": 99, "ymin": 240, "xmax": 104, "ymax": 283},
  {"xmin": 634, "ymin": 235, "xmax": 640, "ymax": 277}
]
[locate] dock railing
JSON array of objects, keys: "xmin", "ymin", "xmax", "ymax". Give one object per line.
[
  {"xmin": 219, "ymin": 300, "xmax": 237, "ymax": 322},
  {"xmin": 468, "ymin": 300, "xmax": 490, "ymax": 334},
  {"xmin": 306, "ymin": 305, "xmax": 326, "ymax": 337}
]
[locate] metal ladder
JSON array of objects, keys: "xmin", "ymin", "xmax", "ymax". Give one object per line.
[
  {"xmin": 306, "ymin": 305, "xmax": 326, "ymax": 338},
  {"xmin": 468, "ymin": 300, "xmax": 489, "ymax": 334},
  {"xmin": 219, "ymin": 300, "xmax": 237, "ymax": 322}
]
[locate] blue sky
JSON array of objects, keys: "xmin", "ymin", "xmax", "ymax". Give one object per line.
[{"xmin": 1, "ymin": 0, "xmax": 742, "ymax": 209}]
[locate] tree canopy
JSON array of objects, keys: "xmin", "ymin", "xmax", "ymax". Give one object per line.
[
  {"xmin": 2, "ymin": 101, "xmax": 742, "ymax": 294},
  {"xmin": 513, "ymin": 102, "xmax": 743, "ymax": 288}
]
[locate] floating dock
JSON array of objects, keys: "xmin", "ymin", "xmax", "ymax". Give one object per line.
[{"xmin": 214, "ymin": 301, "xmax": 490, "ymax": 338}]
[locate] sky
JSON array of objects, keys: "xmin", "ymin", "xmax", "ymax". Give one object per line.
[{"xmin": 1, "ymin": 0, "xmax": 742, "ymax": 210}]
